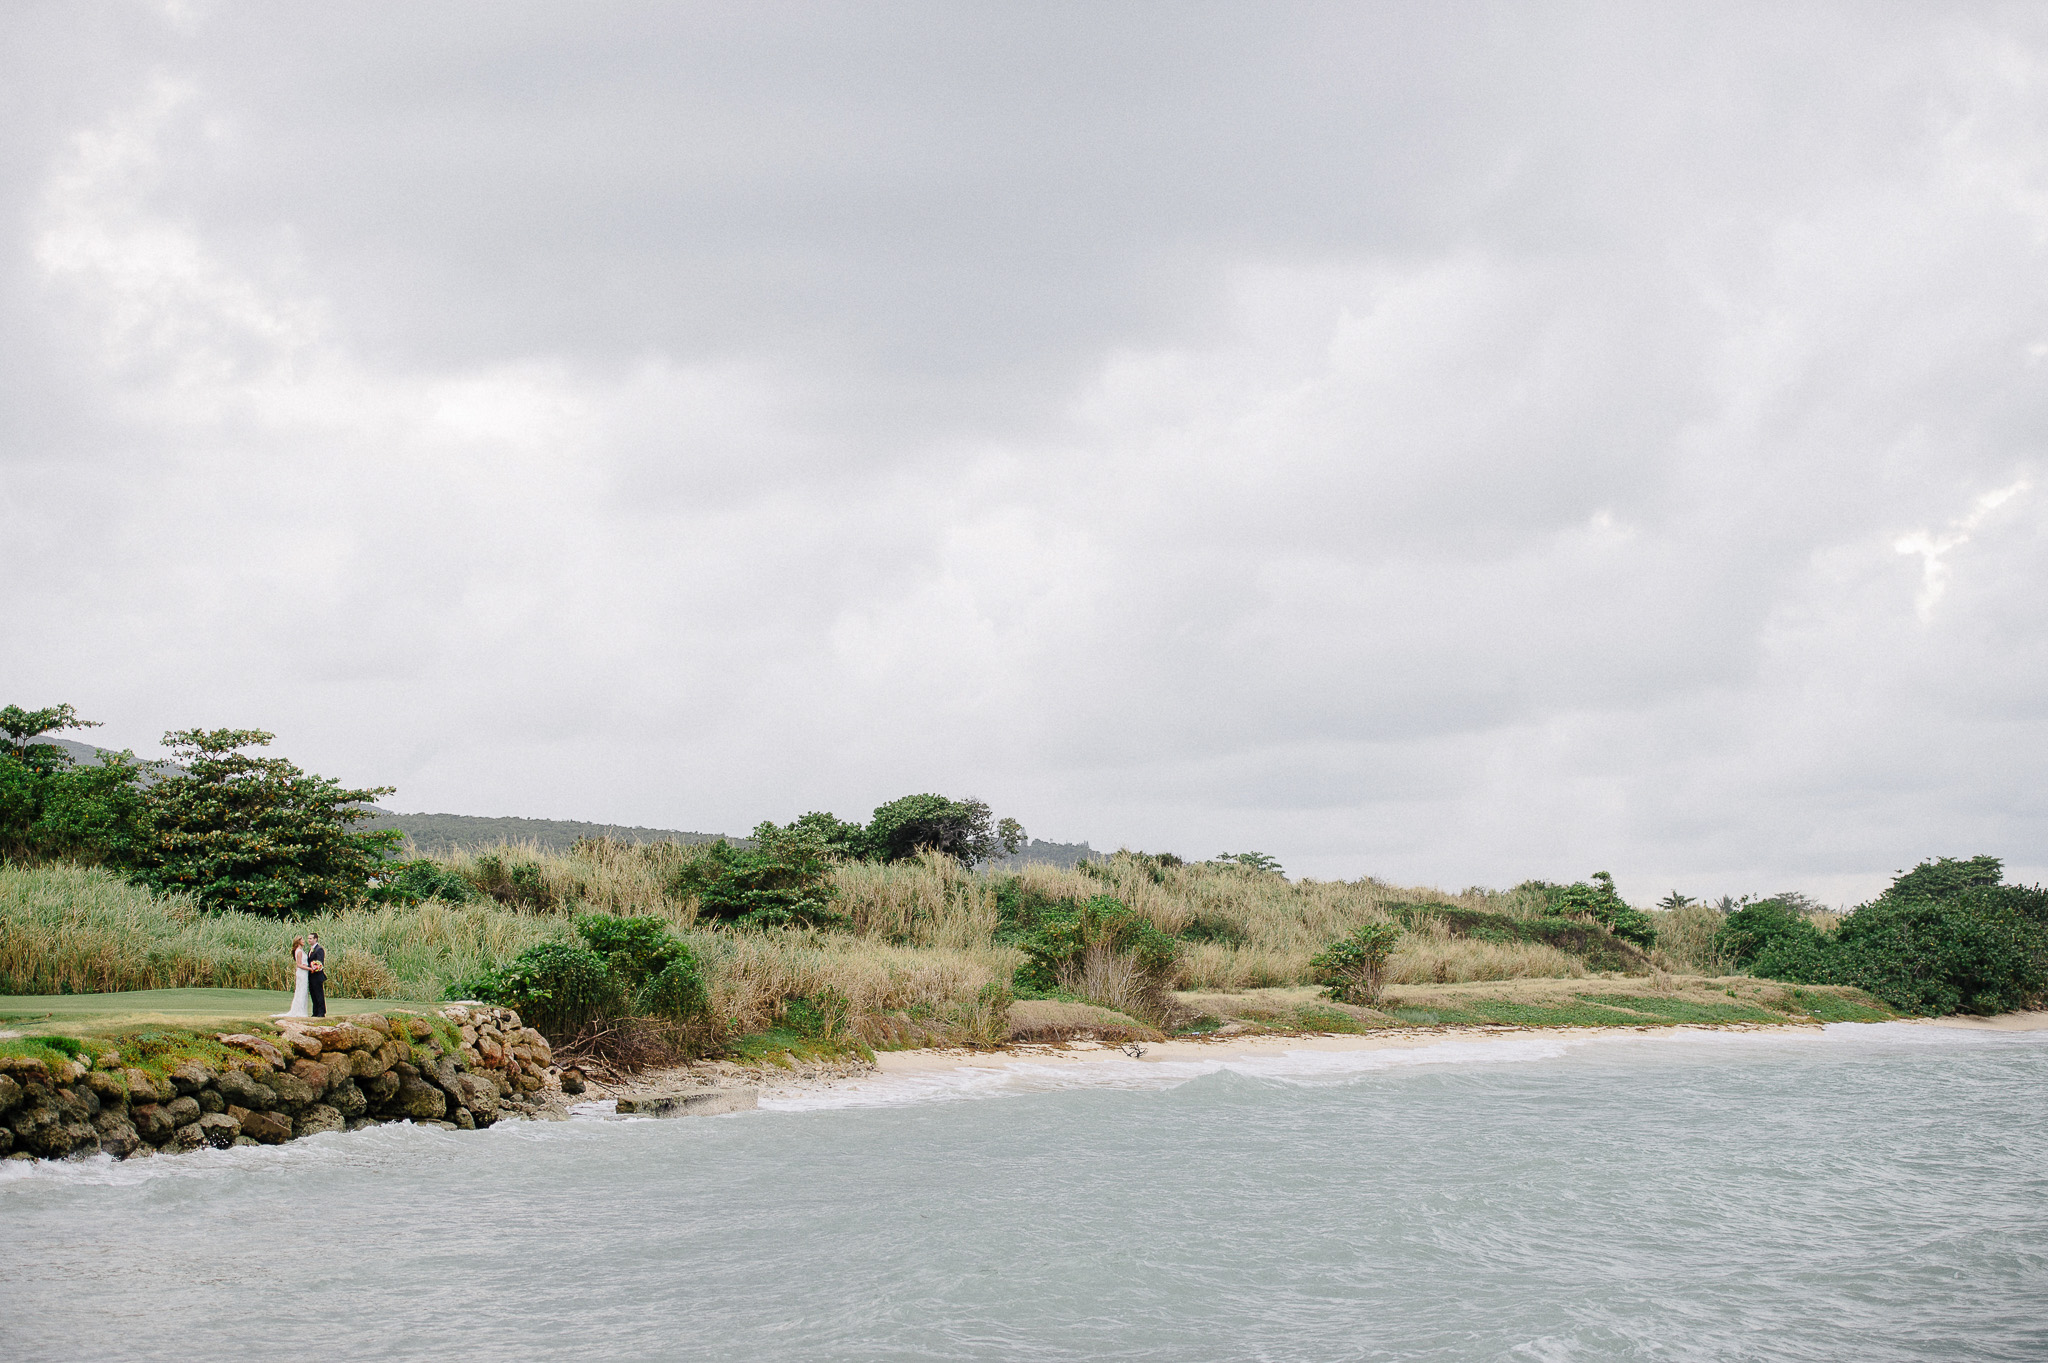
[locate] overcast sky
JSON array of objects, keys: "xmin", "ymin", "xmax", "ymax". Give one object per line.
[{"xmin": 6, "ymin": 3, "xmax": 2046, "ymax": 901}]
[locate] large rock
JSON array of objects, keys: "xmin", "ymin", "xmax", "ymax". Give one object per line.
[
  {"xmin": 447, "ymin": 1073, "xmax": 499, "ymax": 1126},
  {"xmin": 255, "ymin": 1069, "xmax": 318, "ymax": 1113},
  {"xmin": 282, "ymin": 1032, "xmax": 322, "ymax": 1059},
  {"xmin": 326, "ymin": 1077, "xmax": 367, "ymax": 1119},
  {"xmin": 294, "ymin": 1105, "xmax": 345, "ymax": 1138},
  {"xmin": 122, "ymin": 1069, "xmax": 163, "ymax": 1104},
  {"xmin": 350, "ymin": 1044, "xmax": 399, "ymax": 1081},
  {"xmin": 346, "ymin": 1014, "xmax": 391, "ymax": 1038},
  {"xmin": 306, "ymin": 1023, "xmax": 378, "ymax": 1053},
  {"xmin": 84, "ymin": 1071, "xmax": 129, "ymax": 1107},
  {"xmin": 363, "ymin": 1071, "xmax": 400, "ymax": 1104},
  {"xmin": 214, "ymin": 1069, "xmax": 273, "ymax": 1111},
  {"xmin": 93, "ymin": 1110, "xmax": 141, "ymax": 1159},
  {"xmin": 170, "ymin": 1121, "xmax": 206, "ymax": 1152},
  {"xmin": 131, "ymin": 1102, "xmax": 176, "ymax": 1144},
  {"xmin": 197, "ymin": 1112, "xmax": 240, "ymax": 1148},
  {"xmin": 216, "ymin": 1034, "xmax": 287, "ymax": 1068},
  {"xmin": 0, "ymin": 1073, "xmax": 21, "ymax": 1117},
  {"xmin": 290, "ymin": 1057, "xmax": 338, "ymax": 1092},
  {"xmin": 169, "ymin": 1062, "xmax": 212, "ymax": 1096},
  {"xmin": 162, "ymin": 1095, "xmax": 201, "ymax": 1127},
  {"xmin": 390, "ymin": 1076, "xmax": 448, "ymax": 1121},
  {"xmin": 614, "ymin": 1088, "xmax": 760, "ymax": 1118},
  {"xmin": 197, "ymin": 1089, "xmax": 226, "ymax": 1114},
  {"xmin": 238, "ymin": 1110, "xmax": 292, "ymax": 1144},
  {"xmin": 0, "ymin": 1126, "xmax": 11, "ymax": 1156}
]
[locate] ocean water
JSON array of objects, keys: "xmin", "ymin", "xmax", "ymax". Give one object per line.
[{"xmin": 2, "ymin": 1023, "xmax": 2043, "ymax": 1362}]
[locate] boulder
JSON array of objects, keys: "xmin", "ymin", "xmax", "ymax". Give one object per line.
[
  {"xmin": 197, "ymin": 1112, "xmax": 240, "ymax": 1148},
  {"xmin": 344, "ymin": 1117, "xmax": 377, "ymax": 1132},
  {"xmin": 0, "ymin": 1073, "xmax": 20, "ymax": 1116},
  {"xmin": 294, "ymin": 1105, "xmax": 345, "ymax": 1138},
  {"xmin": 122, "ymin": 1069, "xmax": 163, "ymax": 1104},
  {"xmin": 290, "ymin": 1057, "xmax": 337, "ymax": 1092},
  {"xmin": 363, "ymin": 1071, "xmax": 400, "ymax": 1104},
  {"xmin": 197, "ymin": 1089, "xmax": 226, "ymax": 1115},
  {"xmin": 234, "ymin": 1136, "xmax": 260, "ymax": 1146},
  {"xmin": 216, "ymin": 1034, "xmax": 287, "ymax": 1069},
  {"xmin": 10, "ymin": 1101, "xmax": 64, "ymax": 1156},
  {"xmin": 170, "ymin": 1121, "xmax": 206, "ymax": 1152},
  {"xmin": 326, "ymin": 1077, "xmax": 367, "ymax": 1119},
  {"xmin": 131, "ymin": 1102, "xmax": 176, "ymax": 1144},
  {"xmin": 419, "ymin": 1119, "xmax": 458, "ymax": 1131},
  {"xmin": 351, "ymin": 1044, "xmax": 398, "ymax": 1081},
  {"xmin": 306, "ymin": 1023, "xmax": 377, "ymax": 1053},
  {"xmin": 213, "ymin": 1068, "xmax": 273, "ymax": 1111},
  {"xmin": 484, "ymin": 1069, "xmax": 512, "ymax": 1098},
  {"xmin": 391, "ymin": 1076, "xmax": 448, "ymax": 1121},
  {"xmin": 614, "ymin": 1088, "xmax": 759, "ymax": 1118},
  {"xmin": 395, "ymin": 1016, "xmax": 433, "ymax": 1041},
  {"xmin": 162, "ymin": 1095, "xmax": 201, "ymax": 1127},
  {"xmin": 169, "ymin": 1062, "xmax": 212, "ymax": 1096},
  {"xmin": 447, "ymin": 1073, "xmax": 499, "ymax": 1125},
  {"xmin": 451, "ymin": 1106, "xmax": 475, "ymax": 1130},
  {"xmin": 475, "ymin": 1035, "xmax": 504, "ymax": 1068},
  {"xmin": 559, "ymin": 1068, "xmax": 586, "ymax": 1095},
  {"xmin": 84, "ymin": 1071, "xmax": 129, "ymax": 1106},
  {"xmin": 51, "ymin": 1084, "xmax": 97, "ymax": 1122},
  {"xmin": 0, "ymin": 1126, "xmax": 11, "ymax": 1156},
  {"xmin": 93, "ymin": 1110, "xmax": 142, "ymax": 1159},
  {"xmin": 238, "ymin": 1110, "xmax": 292, "ymax": 1144},
  {"xmin": 514, "ymin": 1073, "xmax": 543, "ymax": 1094},
  {"xmin": 56, "ymin": 1122, "xmax": 101, "ymax": 1158},
  {"xmin": 283, "ymin": 1032, "xmax": 322, "ymax": 1059},
  {"xmin": 255, "ymin": 1069, "xmax": 318, "ymax": 1113}
]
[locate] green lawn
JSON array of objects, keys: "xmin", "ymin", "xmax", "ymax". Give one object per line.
[{"xmin": 0, "ymin": 987, "xmax": 436, "ymax": 1037}]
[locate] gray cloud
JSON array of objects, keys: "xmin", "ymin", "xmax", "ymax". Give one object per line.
[{"xmin": 5, "ymin": 2, "xmax": 2046, "ymax": 903}]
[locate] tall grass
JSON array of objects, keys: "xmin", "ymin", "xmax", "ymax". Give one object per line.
[{"xmin": 3, "ymin": 844, "xmax": 1619, "ymax": 1046}]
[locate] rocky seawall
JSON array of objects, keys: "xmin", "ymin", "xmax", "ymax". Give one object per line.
[{"xmin": 0, "ymin": 1005, "xmax": 570, "ymax": 1162}]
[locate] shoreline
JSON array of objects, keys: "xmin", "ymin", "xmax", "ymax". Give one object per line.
[{"xmin": 583, "ymin": 1010, "xmax": 2048, "ymax": 1105}]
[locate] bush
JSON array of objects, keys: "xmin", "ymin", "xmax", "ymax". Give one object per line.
[
  {"xmin": 1013, "ymin": 894, "xmax": 1181, "ymax": 1024},
  {"xmin": 450, "ymin": 940, "xmax": 623, "ymax": 1041},
  {"xmin": 670, "ymin": 823, "xmax": 846, "ymax": 929},
  {"xmin": 572, "ymin": 912, "xmax": 709, "ymax": 1023},
  {"xmin": 468, "ymin": 853, "xmax": 560, "ymax": 911},
  {"xmin": 369, "ymin": 858, "xmax": 477, "ymax": 907},
  {"xmin": 861, "ymin": 794, "xmax": 1023, "ymax": 866},
  {"xmin": 1308, "ymin": 923, "xmax": 1403, "ymax": 1005},
  {"xmin": 1739, "ymin": 856, "xmax": 2048, "ymax": 1016},
  {"xmin": 1529, "ymin": 873, "xmax": 1658, "ymax": 949},
  {"xmin": 1714, "ymin": 899, "xmax": 1825, "ymax": 970},
  {"xmin": 129, "ymin": 729, "xmax": 400, "ymax": 916}
]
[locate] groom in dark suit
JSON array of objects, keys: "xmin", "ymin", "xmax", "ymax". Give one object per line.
[{"xmin": 307, "ymin": 932, "xmax": 327, "ymax": 1018}]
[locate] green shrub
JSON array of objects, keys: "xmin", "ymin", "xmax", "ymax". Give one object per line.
[
  {"xmin": 1389, "ymin": 902, "xmax": 1651, "ymax": 972},
  {"xmin": 468, "ymin": 853, "xmax": 560, "ymax": 911},
  {"xmin": 1714, "ymin": 899, "xmax": 1825, "ymax": 970},
  {"xmin": 1738, "ymin": 857, "xmax": 2048, "ymax": 1016},
  {"xmin": 1531, "ymin": 872, "xmax": 1658, "ymax": 949},
  {"xmin": 572, "ymin": 912, "xmax": 710, "ymax": 1023},
  {"xmin": 450, "ymin": 940, "xmax": 623, "ymax": 1041},
  {"xmin": 369, "ymin": 858, "xmax": 476, "ymax": 907},
  {"xmin": 1307, "ymin": 922, "xmax": 1403, "ymax": 1005},
  {"xmin": 670, "ymin": 824, "xmax": 847, "ymax": 929},
  {"xmin": 1012, "ymin": 894, "xmax": 1181, "ymax": 1024}
]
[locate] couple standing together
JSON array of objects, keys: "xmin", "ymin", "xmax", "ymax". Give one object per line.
[{"xmin": 282, "ymin": 933, "xmax": 327, "ymax": 1018}]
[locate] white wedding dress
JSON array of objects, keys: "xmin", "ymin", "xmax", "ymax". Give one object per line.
[{"xmin": 283, "ymin": 948, "xmax": 313, "ymax": 1017}]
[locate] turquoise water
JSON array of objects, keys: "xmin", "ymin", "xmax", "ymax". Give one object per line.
[{"xmin": 3, "ymin": 1023, "xmax": 2044, "ymax": 1361}]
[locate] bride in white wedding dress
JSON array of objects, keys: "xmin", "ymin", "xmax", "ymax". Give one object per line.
[{"xmin": 281, "ymin": 936, "xmax": 313, "ymax": 1018}]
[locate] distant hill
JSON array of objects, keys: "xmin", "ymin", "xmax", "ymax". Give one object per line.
[{"xmin": 361, "ymin": 812, "xmax": 734, "ymax": 856}]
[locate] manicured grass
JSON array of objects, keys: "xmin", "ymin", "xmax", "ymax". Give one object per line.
[{"xmin": 0, "ymin": 987, "xmax": 433, "ymax": 1036}]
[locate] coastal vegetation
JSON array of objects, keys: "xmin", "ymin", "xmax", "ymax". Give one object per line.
[{"xmin": 3, "ymin": 701, "xmax": 2041, "ymax": 1073}]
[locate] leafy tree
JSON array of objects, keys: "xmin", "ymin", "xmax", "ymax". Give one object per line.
[
  {"xmin": 1656, "ymin": 890, "xmax": 1696, "ymax": 911},
  {"xmin": 0, "ymin": 703, "xmax": 148, "ymax": 865},
  {"xmin": 1879, "ymin": 855, "xmax": 2004, "ymax": 904},
  {"xmin": 1308, "ymin": 922, "xmax": 1403, "ymax": 1005},
  {"xmin": 1214, "ymin": 851, "xmax": 1283, "ymax": 875},
  {"xmin": 1714, "ymin": 898, "xmax": 1825, "ymax": 970},
  {"xmin": 670, "ymin": 821, "xmax": 847, "ymax": 929},
  {"xmin": 863, "ymin": 794, "xmax": 1023, "ymax": 866},
  {"xmin": 130, "ymin": 728, "xmax": 400, "ymax": 915}
]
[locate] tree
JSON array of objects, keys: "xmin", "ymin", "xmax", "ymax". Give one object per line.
[
  {"xmin": 1308, "ymin": 922, "xmax": 1403, "ymax": 1005},
  {"xmin": 1214, "ymin": 851, "xmax": 1283, "ymax": 875},
  {"xmin": 1539, "ymin": 872, "xmax": 1658, "ymax": 949},
  {"xmin": 669, "ymin": 821, "xmax": 847, "ymax": 929},
  {"xmin": 131, "ymin": 729, "xmax": 400, "ymax": 915},
  {"xmin": 863, "ymin": 794, "xmax": 1022, "ymax": 866},
  {"xmin": 0, "ymin": 703, "xmax": 147, "ymax": 865}
]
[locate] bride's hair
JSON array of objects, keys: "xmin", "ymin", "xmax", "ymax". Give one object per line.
[{"xmin": 291, "ymin": 936, "xmax": 304, "ymax": 951}]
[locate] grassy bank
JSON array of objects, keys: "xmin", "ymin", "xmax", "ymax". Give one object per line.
[{"xmin": 0, "ymin": 852, "xmax": 1901, "ymax": 1053}]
